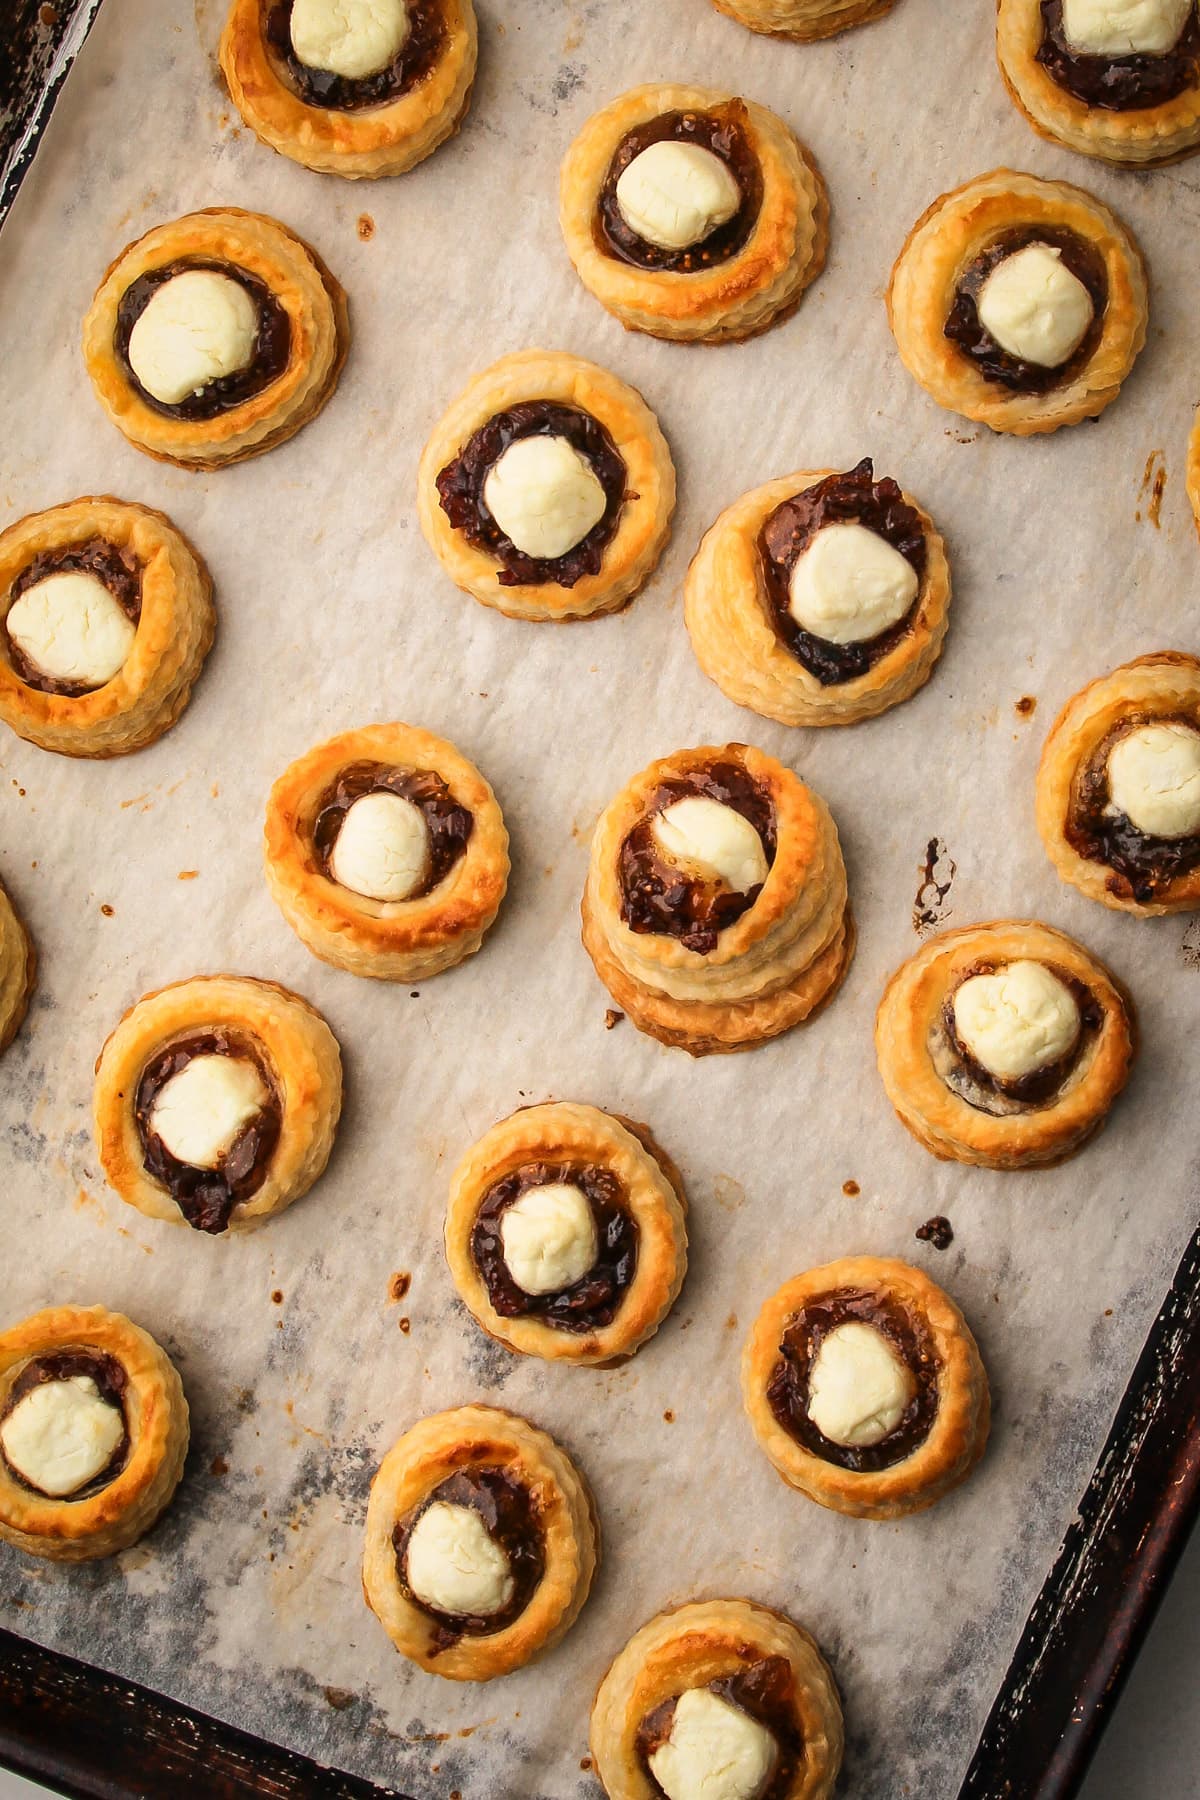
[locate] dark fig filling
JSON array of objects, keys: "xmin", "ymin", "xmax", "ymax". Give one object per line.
[
  {"xmin": 944, "ymin": 224, "xmax": 1107, "ymax": 392},
  {"xmin": 264, "ymin": 0, "xmax": 446, "ymax": 109},
  {"xmin": 932, "ymin": 960, "xmax": 1102, "ymax": 1117},
  {"xmin": 1066, "ymin": 715, "xmax": 1200, "ymax": 902},
  {"xmin": 435, "ymin": 400, "xmax": 628, "ymax": 588},
  {"xmin": 134, "ymin": 1031, "xmax": 282, "ymax": 1235},
  {"xmin": 758, "ymin": 458, "xmax": 927, "ymax": 687},
  {"xmin": 5, "ymin": 539, "xmax": 142, "ymax": 696},
  {"xmin": 595, "ymin": 103, "xmax": 763, "ymax": 273},
  {"xmin": 1036, "ymin": 0, "xmax": 1200, "ymax": 111},
  {"xmin": 312, "ymin": 761, "xmax": 473, "ymax": 899},
  {"xmin": 115, "ymin": 258, "xmax": 291, "ymax": 420},
  {"xmin": 636, "ymin": 1655, "xmax": 804, "ymax": 1800},
  {"xmin": 392, "ymin": 1466, "xmax": 544, "ymax": 1651},
  {"xmin": 619, "ymin": 760, "xmax": 776, "ymax": 955},
  {"xmin": 767, "ymin": 1288, "xmax": 939, "ymax": 1473},
  {"xmin": 0, "ymin": 1350, "xmax": 130, "ymax": 1499},
  {"xmin": 471, "ymin": 1160, "xmax": 638, "ymax": 1334}
]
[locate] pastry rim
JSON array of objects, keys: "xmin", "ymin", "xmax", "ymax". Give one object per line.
[
  {"xmin": 709, "ymin": 0, "xmax": 896, "ymax": 41},
  {"xmin": 0, "ymin": 881, "xmax": 36, "ymax": 1056}
]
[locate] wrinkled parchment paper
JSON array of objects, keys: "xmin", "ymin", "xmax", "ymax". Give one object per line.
[{"xmin": 2, "ymin": 0, "xmax": 1200, "ymax": 1793}]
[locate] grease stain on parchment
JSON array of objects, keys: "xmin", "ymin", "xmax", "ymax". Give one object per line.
[
  {"xmin": 1136, "ymin": 449, "xmax": 1167, "ymax": 527},
  {"xmin": 913, "ymin": 838, "xmax": 957, "ymax": 935}
]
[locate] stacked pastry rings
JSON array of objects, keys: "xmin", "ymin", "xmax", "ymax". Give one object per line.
[
  {"xmin": 0, "ymin": 881, "xmax": 35, "ymax": 1056},
  {"xmin": 582, "ymin": 743, "xmax": 853, "ymax": 1055}
]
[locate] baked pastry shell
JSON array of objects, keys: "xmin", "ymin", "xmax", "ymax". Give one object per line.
[
  {"xmin": 709, "ymin": 0, "xmax": 895, "ymax": 39},
  {"xmin": 362, "ymin": 1403, "xmax": 598, "ymax": 1681},
  {"xmin": 683, "ymin": 468, "xmax": 951, "ymax": 727},
  {"xmin": 887, "ymin": 168, "xmax": 1148, "ymax": 435},
  {"xmin": 559, "ymin": 83, "xmax": 828, "ymax": 344},
  {"xmin": 0, "ymin": 497, "xmax": 215, "ymax": 759},
  {"xmin": 417, "ymin": 348, "xmax": 675, "ymax": 621},
  {"xmin": 0, "ymin": 881, "xmax": 35, "ymax": 1056},
  {"xmin": 219, "ymin": 0, "xmax": 477, "ymax": 178},
  {"xmin": 875, "ymin": 919, "xmax": 1137, "ymax": 1169},
  {"xmin": 93, "ymin": 974, "xmax": 343, "ymax": 1231},
  {"xmin": 264, "ymin": 722, "xmax": 510, "ymax": 981},
  {"xmin": 1187, "ymin": 409, "xmax": 1200, "ymax": 542},
  {"xmin": 742, "ymin": 1255, "xmax": 990, "ymax": 1520},
  {"xmin": 444, "ymin": 1102, "xmax": 688, "ymax": 1366},
  {"xmin": 589, "ymin": 1596, "xmax": 843, "ymax": 1800},
  {"xmin": 82, "ymin": 208, "xmax": 349, "ymax": 469},
  {"xmin": 0, "ymin": 1305, "xmax": 188, "ymax": 1562},
  {"xmin": 996, "ymin": 0, "xmax": 1200, "ymax": 166}
]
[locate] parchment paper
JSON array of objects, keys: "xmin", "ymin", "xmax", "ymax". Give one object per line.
[{"xmin": 2, "ymin": 0, "xmax": 1200, "ymax": 1793}]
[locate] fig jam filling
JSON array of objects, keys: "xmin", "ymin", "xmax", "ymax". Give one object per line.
[
  {"xmin": 932, "ymin": 960, "xmax": 1102, "ymax": 1117},
  {"xmin": 471, "ymin": 1160, "xmax": 638, "ymax": 1333},
  {"xmin": 1, "ymin": 1350, "xmax": 130, "ymax": 1498},
  {"xmin": 114, "ymin": 258, "xmax": 291, "ymax": 420},
  {"xmin": 393, "ymin": 1467, "xmax": 544, "ymax": 1651},
  {"xmin": 595, "ymin": 103, "xmax": 763, "ymax": 273},
  {"xmin": 312, "ymin": 761, "xmax": 473, "ymax": 899},
  {"xmin": 134, "ymin": 1031, "xmax": 282, "ymax": 1235},
  {"xmin": 767, "ymin": 1288, "xmax": 939, "ymax": 1473},
  {"xmin": 265, "ymin": 0, "xmax": 446, "ymax": 109},
  {"xmin": 1036, "ymin": 0, "xmax": 1200, "ymax": 111},
  {"xmin": 619, "ymin": 761, "xmax": 776, "ymax": 955},
  {"xmin": 435, "ymin": 400, "xmax": 628, "ymax": 589},
  {"xmin": 944, "ymin": 224, "xmax": 1108, "ymax": 393},
  {"xmin": 1066, "ymin": 714, "xmax": 1200, "ymax": 902},
  {"xmin": 758, "ymin": 458, "xmax": 927, "ymax": 687},
  {"xmin": 635, "ymin": 1655, "xmax": 803, "ymax": 1800},
  {"xmin": 6, "ymin": 539, "xmax": 142, "ymax": 697}
]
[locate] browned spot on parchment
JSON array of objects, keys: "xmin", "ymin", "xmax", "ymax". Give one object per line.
[
  {"xmin": 913, "ymin": 837, "xmax": 956, "ymax": 936},
  {"xmin": 389, "ymin": 1271, "xmax": 411, "ymax": 1303},
  {"xmin": 1015, "ymin": 695, "xmax": 1037, "ymax": 718},
  {"xmin": 209, "ymin": 1455, "xmax": 229, "ymax": 1477},
  {"xmin": 714, "ymin": 1174, "xmax": 745, "ymax": 1212},
  {"xmin": 324, "ymin": 1687, "xmax": 356, "ymax": 1711},
  {"xmin": 1183, "ymin": 920, "xmax": 1200, "ymax": 968},
  {"xmin": 726, "ymin": 1312, "xmax": 738, "ymax": 1330},
  {"xmin": 100, "ymin": 903, "xmax": 114, "ymax": 917},
  {"xmin": 1136, "ymin": 449, "xmax": 1167, "ymax": 527},
  {"xmin": 357, "ymin": 213, "xmax": 375, "ymax": 240},
  {"xmin": 271, "ymin": 1290, "xmax": 283, "ymax": 1305},
  {"xmin": 178, "ymin": 870, "xmax": 198, "ymax": 881},
  {"xmin": 843, "ymin": 1179, "xmax": 860, "ymax": 1197},
  {"xmin": 663, "ymin": 1409, "xmax": 675, "ymax": 1423},
  {"xmin": 399, "ymin": 1317, "xmax": 411, "ymax": 1335}
]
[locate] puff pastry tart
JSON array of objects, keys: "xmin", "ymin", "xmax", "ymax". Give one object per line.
[
  {"xmin": 220, "ymin": 0, "xmax": 476, "ymax": 177},
  {"xmin": 0, "ymin": 881, "xmax": 35, "ymax": 1057},
  {"xmin": 582, "ymin": 743, "xmax": 853, "ymax": 1055},
  {"xmin": 418, "ymin": 349, "xmax": 674, "ymax": 622},
  {"xmin": 559, "ymin": 84, "xmax": 827, "ymax": 344},
  {"xmin": 743, "ymin": 1256, "xmax": 989, "ymax": 1520},
  {"xmin": 1036, "ymin": 651, "xmax": 1200, "ymax": 914},
  {"xmin": 875, "ymin": 919, "xmax": 1136, "ymax": 1168},
  {"xmin": 83, "ymin": 208, "xmax": 348, "ymax": 469},
  {"xmin": 94, "ymin": 975, "xmax": 342, "ymax": 1234},
  {"xmin": 444, "ymin": 1102, "xmax": 688, "ymax": 1367},
  {"xmin": 997, "ymin": 0, "xmax": 1200, "ymax": 165},
  {"xmin": 709, "ymin": 0, "xmax": 895, "ymax": 38},
  {"xmin": 0, "ymin": 1305, "xmax": 188, "ymax": 1562},
  {"xmin": 264, "ymin": 722, "xmax": 508, "ymax": 980},
  {"xmin": 362, "ymin": 1403, "xmax": 597, "ymax": 1680},
  {"xmin": 590, "ymin": 1597, "xmax": 843, "ymax": 1800},
  {"xmin": 684, "ymin": 459, "xmax": 951, "ymax": 728},
  {"xmin": 887, "ymin": 169, "xmax": 1148, "ymax": 435},
  {"xmin": 0, "ymin": 498, "xmax": 214, "ymax": 758}
]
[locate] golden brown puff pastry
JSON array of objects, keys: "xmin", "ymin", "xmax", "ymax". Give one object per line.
[
  {"xmin": 997, "ymin": 0, "xmax": 1200, "ymax": 166},
  {"xmin": 709, "ymin": 0, "xmax": 895, "ymax": 37},
  {"xmin": 0, "ymin": 881, "xmax": 35, "ymax": 1057},
  {"xmin": 82, "ymin": 208, "xmax": 348, "ymax": 470},
  {"xmin": 444, "ymin": 1103, "xmax": 688, "ymax": 1367},
  {"xmin": 264, "ymin": 722, "xmax": 509, "ymax": 981},
  {"xmin": 684, "ymin": 460, "xmax": 951, "ymax": 728},
  {"xmin": 1036, "ymin": 651, "xmax": 1200, "ymax": 914},
  {"xmin": 1189, "ymin": 408, "xmax": 1200, "ymax": 539},
  {"xmin": 417, "ymin": 349, "xmax": 675, "ymax": 622},
  {"xmin": 0, "ymin": 1305, "xmax": 188, "ymax": 1562},
  {"xmin": 590, "ymin": 1597, "xmax": 843, "ymax": 1800},
  {"xmin": 742, "ymin": 1256, "xmax": 989, "ymax": 1520},
  {"xmin": 887, "ymin": 168, "xmax": 1148, "ymax": 436},
  {"xmin": 559, "ymin": 84, "xmax": 828, "ymax": 345},
  {"xmin": 581, "ymin": 743, "xmax": 853, "ymax": 1056},
  {"xmin": 93, "ymin": 974, "xmax": 342, "ymax": 1235},
  {"xmin": 219, "ymin": 0, "xmax": 476, "ymax": 178},
  {"xmin": 362, "ymin": 1403, "xmax": 598, "ymax": 1681},
  {"xmin": 0, "ymin": 498, "xmax": 214, "ymax": 759},
  {"xmin": 875, "ymin": 920, "xmax": 1137, "ymax": 1169}
]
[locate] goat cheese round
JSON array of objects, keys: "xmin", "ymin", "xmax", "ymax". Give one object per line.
[
  {"xmin": 652, "ymin": 797, "xmax": 769, "ymax": 895},
  {"xmin": 648, "ymin": 1686, "xmax": 779, "ymax": 1800},
  {"xmin": 615, "ymin": 141, "xmax": 741, "ymax": 251},
  {"xmin": 976, "ymin": 243, "xmax": 1093, "ymax": 370},
  {"xmin": 788, "ymin": 522, "xmax": 919, "ymax": 646},
  {"xmin": 953, "ymin": 961, "xmax": 1081, "ymax": 1081},
  {"xmin": 0, "ymin": 1376, "xmax": 124, "ymax": 1498},
  {"xmin": 329, "ymin": 791, "xmax": 431, "ymax": 902},
  {"xmin": 289, "ymin": 0, "xmax": 410, "ymax": 78},
  {"xmin": 482, "ymin": 436, "xmax": 607, "ymax": 562},
  {"xmin": 127, "ymin": 270, "xmax": 259, "ymax": 407},
  {"xmin": 807, "ymin": 1321, "xmax": 916, "ymax": 1448},
  {"xmin": 6, "ymin": 571, "xmax": 135, "ymax": 688},
  {"xmin": 1107, "ymin": 721, "xmax": 1200, "ymax": 839},
  {"xmin": 1061, "ymin": 0, "xmax": 1191, "ymax": 57},
  {"xmin": 405, "ymin": 1500, "xmax": 515, "ymax": 1617},
  {"xmin": 499, "ymin": 1182, "xmax": 599, "ymax": 1296},
  {"xmin": 150, "ymin": 1054, "xmax": 270, "ymax": 1169}
]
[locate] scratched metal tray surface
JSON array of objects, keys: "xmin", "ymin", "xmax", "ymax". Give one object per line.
[{"xmin": 2, "ymin": 2, "xmax": 1200, "ymax": 1798}]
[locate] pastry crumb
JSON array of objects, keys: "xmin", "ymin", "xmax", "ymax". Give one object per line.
[
  {"xmin": 100, "ymin": 903, "xmax": 114, "ymax": 917},
  {"xmin": 389, "ymin": 1271, "xmax": 412, "ymax": 1303},
  {"xmin": 842, "ymin": 1179, "xmax": 860, "ymax": 1197},
  {"xmin": 324, "ymin": 1687, "xmax": 356, "ymax": 1711},
  {"xmin": 916, "ymin": 1215, "xmax": 954, "ymax": 1250},
  {"xmin": 604, "ymin": 1008, "xmax": 624, "ymax": 1029},
  {"xmin": 357, "ymin": 213, "xmax": 375, "ymax": 241},
  {"xmin": 209, "ymin": 1455, "xmax": 229, "ymax": 1477},
  {"xmin": 177, "ymin": 869, "xmax": 198, "ymax": 880},
  {"xmin": 399, "ymin": 1316, "xmax": 411, "ymax": 1334}
]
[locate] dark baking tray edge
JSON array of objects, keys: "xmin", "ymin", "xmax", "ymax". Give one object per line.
[{"xmin": 0, "ymin": 0, "xmax": 107, "ymax": 231}]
